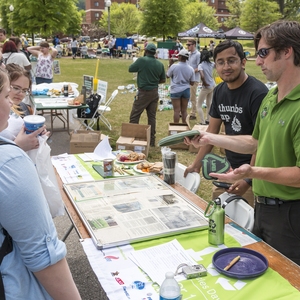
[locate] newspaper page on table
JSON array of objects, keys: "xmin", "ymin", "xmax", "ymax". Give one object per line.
[{"xmin": 63, "ymin": 175, "xmax": 208, "ymax": 249}]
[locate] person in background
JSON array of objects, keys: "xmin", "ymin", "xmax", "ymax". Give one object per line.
[
  {"xmin": 187, "ymin": 20, "xmax": 300, "ymax": 265},
  {"xmin": 209, "ymin": 40, "xmax": 215, "ymax": 57},
  {"xmin": 108, "ymin": 39, "xmax": 114, "ymax": 58},
  {"xmin": 201, "ymin": 45, "xmax": 209, "ymax": 56},
  {"xmin": 143, "ymin": 40, "xmax": 148, "ymax": 51},
  {"xmin": 55, "ymin": 42, "xmax": 63, "ymax": 57},
  {"xmin": 2, "ymin": 41, "xmax": 31, "ymax": 71},
  {"xmin": 197, "ymin": 52, "xmax": 215, "ymax": 125},
  {"xmin": 186, "ymin": 39, "xmax": 201, "ymax": 120},
  {"xmin": 0, "ymin": 28, "xmax": 8, "ymax": 46},
  {"xmin": 20, "ymin": 34, "xmax": 28, "ymax": 47},
  {"xmin": 184, "ymin": 40, "xmax": 268, "ymax": 207},
  {"xmin": 71, "ymin": 37, "xmax": 78, "ymax": 59},
  {"xmin": 9, "ymin": 37, "xmax": 31, "ymax": 62},
  {"xmin": 167, "ymin": 49, "xmax": 195, "ymax": 123},
  {"xmin": 0, "ymin": 68, "xmax": 82, "ymax": 299},
  {"xmin": 129, "ymin": 43, "xmax": 166, "ymax": 147},
  {"xmin": 175, "ymin": 39, "xmax": 183, "ymax": 52},
  {"xmin": 52, "ymin": 35, "xmax": 59, "ymax": 47},
  {"xmin": 28, "ymin": 42, "xmax": 57, "ymax": 84}
]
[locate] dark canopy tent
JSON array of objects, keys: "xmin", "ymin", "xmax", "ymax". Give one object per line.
[
  {"xmin": 178, "ymin": 23, "xmax": 225, "ymax": 38},
  {"xmin": 224, "ymin": 27, "xmax": 254, "ymax": 40}
]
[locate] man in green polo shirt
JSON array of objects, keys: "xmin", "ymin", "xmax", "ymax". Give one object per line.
[
  {"xmin": 185, "ymin": 20, "xmax": 300, "ymax": 265},
  {"xmin": 129, "ymin": 43, "xmax": 166, "ymax": 146}
]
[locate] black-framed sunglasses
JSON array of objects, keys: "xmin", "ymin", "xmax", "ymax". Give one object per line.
[
  {"xmin": 256, "ymin": 47, "xmax": 274, "ymax": 58},
  {"xmin": 186, "ymin": 44, "xmax": 192, "ymax": 46}
]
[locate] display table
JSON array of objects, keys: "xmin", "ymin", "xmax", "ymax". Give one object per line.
[
  {"xmin": 54, "ymin": 167, "xmax": 300, "ymax": 299},
  {"xmin": 31, "ymin": 82, "xmax": 88, "ymax": 134}
]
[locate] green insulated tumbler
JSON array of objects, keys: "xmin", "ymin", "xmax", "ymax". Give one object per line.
[{"xmin": 204, "ymin": 198, "xmax": 224, "ymax": 245}]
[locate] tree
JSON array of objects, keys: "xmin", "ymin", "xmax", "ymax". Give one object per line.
[
  {"xmin": 240, "ymin": 0, "xmax": 281, "ymax": 32},
  {"xmin": 183, "ymin": 2, "xmax": 219, "ymax": 31},
  {"xmin": 65, "ymin": 5, "xmax": 83, "ymax": 36},
  {"xmin": 77, "ymin": 0, "xmax": 85, "ymax": 11},
  {"xmin": 0, "ymin": 0, "xmax": 81, "ymax": 40},
  {"xmin": 224, "ymin": 0, "xmax": 242, "ymax": 29},
  {"xmin": 99, "ymin": 3, "xmax": 141, "ymax": 37},
  {"xmin": 139, "ymin": 0, "xmax": 184, "ymax": 41},
  {"xmin": 282, "ymin": 0, "xmax": 300, "ymax": 21}
]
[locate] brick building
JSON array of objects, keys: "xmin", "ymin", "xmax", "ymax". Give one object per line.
[{"xmin": 85, "ymin": 0, "xmax": 229, "ymax": 30}]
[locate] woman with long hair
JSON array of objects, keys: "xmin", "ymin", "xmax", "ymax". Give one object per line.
[{"xmin": 0, "ymin": 64, "xmax": 47, "ymax": 151}]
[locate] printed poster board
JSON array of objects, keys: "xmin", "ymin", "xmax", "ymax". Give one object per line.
[
  {"xmin": 96, "ymin": 80, "xmax": 108, "ymax": 103},
  {"xmin": 63, "ymin": 175, "xmax": 208, "ymax": 250},
  {"xmin": 53, "ymin": 60, "xmax": 60, "ymax": 75},
  {"xmin": 83, "ymin": 75, "xmax": 94, "ymax": 98}
]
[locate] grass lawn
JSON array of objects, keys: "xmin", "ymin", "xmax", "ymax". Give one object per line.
[{"xmin": 53, "ymin": 55, "xmax": 267, "ymax": 202}]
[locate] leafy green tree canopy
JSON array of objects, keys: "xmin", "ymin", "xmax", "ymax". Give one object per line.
[
  {"xmin": 139, "ymin": 0, "xmax": 184, "ymax": 40},
  {"xmin": 183, "ymin": 2, "xmax": 219, "ymax": 31},
  {"xmin": 224, "ymin": 0, "xmax": 242, "ymax": 29},
  {"xmin": 240, "ymin": 0, "xmax": 282, "ymax": 32},
  {"xmin": 99, "ymin": 3, "xmax": 141, "ymax": 37},
  {"xmin": 1, "ymin": 0, "xmax": 81, "ymax": 38}
]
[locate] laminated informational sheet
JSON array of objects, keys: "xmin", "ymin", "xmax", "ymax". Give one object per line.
[{"xmin": 63, "ymin": 175, "xmax": 208, "ymax": 249}]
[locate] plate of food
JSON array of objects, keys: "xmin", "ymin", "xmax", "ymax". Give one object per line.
[
  {"xmin": 133, "ymin": 161, "xmax": 163, "ymax": 174},
  {"xmin": 133, "ymin": 162, "xmax": 151, "ymax": 174},
  {"xmin": 115, "ymin": 151, "xmax": 146, "ymax": 164}
]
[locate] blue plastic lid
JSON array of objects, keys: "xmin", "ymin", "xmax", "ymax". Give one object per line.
[{"xmin": 212, "ymin": 247, "xmax": 268, "ymax": 279}]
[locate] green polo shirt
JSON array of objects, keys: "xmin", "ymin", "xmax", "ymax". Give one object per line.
[
  {"xmin": 128, "ymin": 54, "xmax": 165, "ymax": 90},
  {"xmin": 252, "ymin": 85, "xmax": 300, "ymax": 200}
]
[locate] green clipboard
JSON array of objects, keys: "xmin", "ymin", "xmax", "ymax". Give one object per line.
[{"xmin": 158, "ymin": 130, "xmax": 200, "ymax": 147}]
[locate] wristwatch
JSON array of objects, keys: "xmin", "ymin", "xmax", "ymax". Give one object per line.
[{"xmin": 244, "ymin": 178, "xmax": 252, "ymax": 186}]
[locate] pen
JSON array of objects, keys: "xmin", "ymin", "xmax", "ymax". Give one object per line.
[{"xmin": 224, "ymin": 255, "xmax": 240, "ymax": 271}]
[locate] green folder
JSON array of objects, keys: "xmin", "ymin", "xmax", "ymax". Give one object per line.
[{"xmin": 158, "ymin": 130, "xmax": 200, "ymax": 147}]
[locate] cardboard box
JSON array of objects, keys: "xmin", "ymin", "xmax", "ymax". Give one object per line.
[
  {"xmin": 70, "ymin": 130, "xmax": 104, "ymax": 154},
  {"xmin": 168, "ymin": 123, "xmax": 190, "ymax": 150},
  {"xmin": 116, "ymin": 123, "xmax": 151, "ymax": 157},
  {"xmin": 188, "ymin": 124, "xmax": 208, "ymax": 153}
]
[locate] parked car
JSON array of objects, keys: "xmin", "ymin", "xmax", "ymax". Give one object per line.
[
  {"xmin": 27, "ymin": 37, "xmax": 45, "ymax": 45},
  {"xmin": 79, "ymin": 36, "xmax": 91, "ymax": 42},
  {"xmin": 60, "ymin": 37, "xmax": 71, "ymax": 43}
]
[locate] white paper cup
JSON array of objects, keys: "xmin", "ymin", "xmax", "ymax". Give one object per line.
[{"xmin": 23, "ymin": 115, "xmax": 45, "ymax": 134}]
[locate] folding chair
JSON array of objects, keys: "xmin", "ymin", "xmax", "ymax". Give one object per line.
[
  {"xmin": 218, "ymin": 192, "xmax": 255, "ymax": 231},
  {"xmin": 175, "ymin": 162, "xmax": 201, "ymax": 193},
  {"xmin": 97, "ymin": 89, "xmax": 118, "ymax": 130},
  {"xmin": 74, "ymin": 93, "xmax": 103, "ymax": 130}
]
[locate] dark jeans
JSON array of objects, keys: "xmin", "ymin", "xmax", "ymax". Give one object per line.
[
  {"xmin": 72, "ymin": 47, "xmax": 77, "ymax": 56},
  {"xmin": 35, "ymin": 77, "xmax": 53, "ymax": 84},
  {"xmin": 129, "ymin": 88, "xmax": 158, "ymax": 146},
  {"xmin": 253, "ymin": 201, "xmax": 300, "ymax": 265}
]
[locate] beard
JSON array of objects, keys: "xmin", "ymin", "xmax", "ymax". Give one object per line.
[{"xmin": 220, "ymin": 69, "xmax": 243, "ymax": 84}]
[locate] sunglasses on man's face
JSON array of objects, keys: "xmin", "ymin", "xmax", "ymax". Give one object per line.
[{"xmin": 256, "ymin": 47, "xmax": 274, "ymax": 58}]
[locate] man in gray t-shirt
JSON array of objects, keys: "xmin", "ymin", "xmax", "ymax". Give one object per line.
[{"xmin": 186, "ymin": 39, "xmax": 201, "ymax": 120}]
